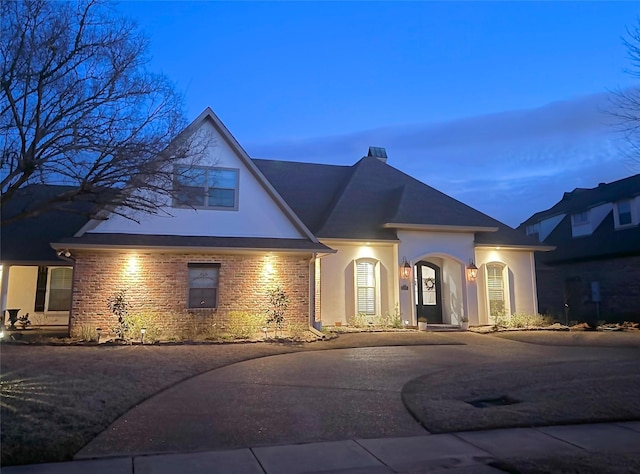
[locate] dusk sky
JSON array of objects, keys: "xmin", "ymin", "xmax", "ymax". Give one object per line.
[{"xmin": 116, "ymin": 1, "xmax": 640, "ymax": 227}]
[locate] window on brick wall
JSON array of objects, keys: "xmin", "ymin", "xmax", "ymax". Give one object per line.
[{"xmin": 188, "ymin": 264, "xmax": 220, "ymax": 308}]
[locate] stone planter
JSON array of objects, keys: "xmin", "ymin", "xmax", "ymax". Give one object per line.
[
  {"xmin": 460, "ymin": 321, "xmax": 469, "ymax": 331},
  {"xmin": 418, "ymin": 321, "xmax": 428, "ymax": 331}
]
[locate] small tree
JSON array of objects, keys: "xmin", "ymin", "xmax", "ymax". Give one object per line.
[
  {"xmin": 265, "ymin": 286, "xmax": 289, "ymax": 337},
  {"xmin": 107, "ymin": 289, "xmax": 129, "ymax": 339}
]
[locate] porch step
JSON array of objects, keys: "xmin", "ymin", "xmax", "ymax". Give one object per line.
[{"xmin": 426, "ymin": 324, "xmax": 463, "ymax": 332}]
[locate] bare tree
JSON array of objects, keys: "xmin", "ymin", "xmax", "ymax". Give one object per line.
[
  {"xmin": 1, "ymin": 0, "xmax": 205, "ymax": 224},
  {"xmin": 610, "ymin": 19, "xmax": 640, "ymax": 169}
]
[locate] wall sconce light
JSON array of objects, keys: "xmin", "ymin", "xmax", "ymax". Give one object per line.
[
  {"xmin": 400, "ymin": 257, "xmax": 411, "ymax": 280},
  {"xmin": 467, "ymin": 259, "xmax": 478, "ymax": 281}
]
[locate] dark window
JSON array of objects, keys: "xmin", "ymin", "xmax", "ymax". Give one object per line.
[
  {"xmin": 48, "ymin": 268, "xmax": 73, "ymax": 311},
  {"xmin": 34, "ymin": 267, "xmax": 48, "ymax": 312},
  {"xmin": 188, "ymin": 264, "xmax": 220, "ymax": 308},
  {"xmin": 174, "ymin": 166, "xmax": 238, "ymax": 209},
  {"xmin": 617, "ymin": 200, "xmax": 632, "ymax": 226}
]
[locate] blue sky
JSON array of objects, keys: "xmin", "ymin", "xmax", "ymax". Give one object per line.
[{"xmin": 117, "ymin": 1, "xmax": 640, "ymax": 227}]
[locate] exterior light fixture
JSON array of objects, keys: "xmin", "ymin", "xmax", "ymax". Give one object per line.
[
  {"xmin": 141, "ymin": 328, "xmax": 146, "ymax": 344},
  {"xmin": 96, "ymin": 327, "xmax": 102, "ymax": 343},
  {"xmin": 467, "ymin": 260, "xmax": 478, "ymax": 282},
  {"xmin": 401, "ymin": 257, "xmax": 411, "ymax": 280},
  {"xmin": 262, "ymin": 327, "xmax": 268, "ymax": 339},
  {"xmin": 0, "ymin": 329, "xmax": 4, "ymax": 340}
]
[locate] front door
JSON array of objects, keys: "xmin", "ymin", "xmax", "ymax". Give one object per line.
[{"xmin": 415, "ymin": 261, "xmax": 443, "ymax": 323}]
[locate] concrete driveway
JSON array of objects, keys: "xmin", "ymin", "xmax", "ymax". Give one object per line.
[{"xmin": 76, "ymin": 332, "xmax": 639, "ymax": 459}]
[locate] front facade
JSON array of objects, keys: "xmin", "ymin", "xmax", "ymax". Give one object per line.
[
  {"xmin": 519, "ymin": 175, "xmax": 640, "ymax": 324},
  {"xmin": 2, "ymin": 108, "xmax": 547, "ymax": 334}
]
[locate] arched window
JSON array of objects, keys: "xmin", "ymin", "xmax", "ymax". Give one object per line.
[
  {"xmin": 355, "ymin": 259, "xmax": 377, "ymax": 315},
  {"xmin": 486, "ymin": 262, "xmax": 508, "ymax": 317}
]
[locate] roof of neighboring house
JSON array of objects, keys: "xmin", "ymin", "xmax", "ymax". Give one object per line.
[
  {"xmin": 535, "ymin": 211, "xmax": 640, "ymax": 264},
  {"xmin": 255, "ymin": 156, "xmax": 543, "ymax": 248},
  {"xmin": 520, "ymin": 173, "xmax": 640, "ymax": 226},
  {"xmin": 518, "ymin": 174, "xmax": 640, "ymax": 263},
  {"xmin": 1, "ymin": 185, "xmax": 93, "ymax": 264},
  {"xmin": 54, "ymin": 234, "xmax": 333, "ymax": 253}
]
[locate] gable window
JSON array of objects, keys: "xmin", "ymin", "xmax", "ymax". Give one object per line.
[
  {"xmin": 174, "ymin": 166, "xmax": 239, "ymax": 210},
  {"xmin": 35, "ymin": 267, "xmax": 73, "ymax": 312},
  {"xmin": 617, "ymin": 200, "xmax": 632, "ymax": 226},
  {"xmin": 188, "ymin": 264, "xmax": 220, "ymax": 308},
  {"xmin": 356, "ymin": 260, "xmax": 377, "ymax": 315},
  {"xmin": 486, "ymin": 263, "xmax": 507, "ymax": 317}
]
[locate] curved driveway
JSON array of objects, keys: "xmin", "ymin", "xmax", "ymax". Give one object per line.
[{"xmin": 76, "ymin": 333, "xmax": 637, "ymax": 459}]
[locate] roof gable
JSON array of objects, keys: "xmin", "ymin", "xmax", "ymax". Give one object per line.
[{"xmin": 79, "ymin": 108, "xmax": 318, "ymax": 242}]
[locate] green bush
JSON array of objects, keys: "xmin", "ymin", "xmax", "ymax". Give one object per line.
[
  {"xmin": 73, "ymin": 324, "xmax": 98, "ymax": 342},
  {"xmin": 226, "ymin": 311, "xmax": 265, "ymax": 340},
  {"xmin": 125, "ymin": 312, "xmax": 163, "ymax": 343}
]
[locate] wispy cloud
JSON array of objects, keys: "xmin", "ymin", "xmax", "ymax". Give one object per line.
[{"xmin": 246, "ymin": 92, "xmax": 636, "ymax": 227}]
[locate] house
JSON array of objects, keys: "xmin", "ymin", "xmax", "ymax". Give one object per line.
[
  {"xmin": 1, "ymin": 186, "xmax": 92, "ymax": 329},
  {"xmin": 518, "ymin": 174, "xmax": 640, "ymax": 324},
  {"xmin": 1, "ymin": 108, "xmax": 548, "ymax": 334}
]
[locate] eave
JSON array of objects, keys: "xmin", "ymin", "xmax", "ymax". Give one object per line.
[{"xmin": 385, "ymin": 223, "xmax": 499, "ymax": 233}]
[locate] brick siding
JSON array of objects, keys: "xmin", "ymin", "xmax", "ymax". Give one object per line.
[
  {"xmin": 536, "ymin": 255, "xmax": 640, "ymax": 324},
  {"xmin": 70, "ymin": 251, "xmax": 311, "ymax": 334}
]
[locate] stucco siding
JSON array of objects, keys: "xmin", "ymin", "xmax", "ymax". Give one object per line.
[
  {"xmin": 475, "ymin": 248, "xmax": 538, "ymax": 324},
  {"xmin": 318, "ymin": 242, "xmax": 396, "ymax": 325},
  {"xmin": 6, "ymin": 266, "xmax": 37, "ymax": 314},
  {"xmin": 87, "ymin": 121, "xmax": 303, "ymax": 239}
]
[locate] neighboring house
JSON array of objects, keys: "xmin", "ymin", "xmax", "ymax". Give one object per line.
[
  {"xmin": 1, "ymin": 108, "xmax": 548, "ymax": 334},
  {"xmin": 518, "ymin": 174, "xmax": 640, "ymax": 324},
  {"xmin": 1, "ymin": 186, "xmax": 92, "ymax": 328}
]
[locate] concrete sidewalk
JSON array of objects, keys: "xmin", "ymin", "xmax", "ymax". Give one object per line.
[{"xmin": 4, "ymin": 421, "xmax": 640, "ymax": 473}]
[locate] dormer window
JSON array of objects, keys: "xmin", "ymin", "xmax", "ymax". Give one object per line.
[
  {"xmin": 173, "ymin": 166, "xmax": 239, "ymax": 210},
  {"xmin": 616, "ymin": 200, "xmax": 632, "ymax": 226},
  {"xmin": 571, "ymin": 211, "xmax": 589, "ymax": 226},
  {"xmin": 526, "ymin": 222, "xmax": 540, "ymax": 240}
]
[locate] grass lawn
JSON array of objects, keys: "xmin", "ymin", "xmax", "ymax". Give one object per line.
[{"xmin": 1, "ymin": 330, "xmax": 639, "ymax": 468}]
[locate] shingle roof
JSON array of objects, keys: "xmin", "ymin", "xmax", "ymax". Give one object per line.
[
  {"xmin": 1, "ymin": 185, "xmax": 92, "ymax": 264},
  {"xmin": 255, "ymin": 156, "xmax": 542, "ymax": 247},
  {"xmin": 536, "ymin": 211, "xmax": 640, "ymax": 264},
  {"xmin": 517, "ymin": 174, "xmax": 640, "ymax": 263},
  {"xmin": 54, "ymin": 234, "xmax": 333, "ymax": 253},
  {"xmin": 520, "ymin": 173, "xmax": 640, "ymax": 226}
]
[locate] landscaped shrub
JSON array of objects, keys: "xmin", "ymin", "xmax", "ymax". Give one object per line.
[
  {"xmin": 265, "ymin": 286, "xmax": 289, "ymax": 336},
  {"xmin": 226, "ymin": 311, "xmax": 264, "ymax": 340},
  {"xmin": 125, "ymin": 312, "xmax": 163, "ymax": 343},
  {"xmin": 72, "ymin": 324, "xmax": 99, "ymax": 342},
  {"xmin": 106, "ymin": 289, "xmax": 129, "ymax": 339}
]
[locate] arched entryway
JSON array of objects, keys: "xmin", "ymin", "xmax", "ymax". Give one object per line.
[{"xmin": 415, "ymin": 261, "xmax": 443, "ymax": 323}]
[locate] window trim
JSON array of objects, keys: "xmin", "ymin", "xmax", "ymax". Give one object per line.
[
  {"xmin": 187, "ymin": 263, "xmax": 220, "ymax": 309},
  {"xmin": 173, "ymin": 165, "xmax": 239, "ymax": 211},
  {"xmin": 484, "ymin": 262, "xmax": 510, "ymax": 320},
  {"xmin": 615, "ymin": 199, "xmax": 634, "ymax": 228},
  {"xmin": 354, "ymin": 258, "xmax": 380, "ymax": 317}
]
